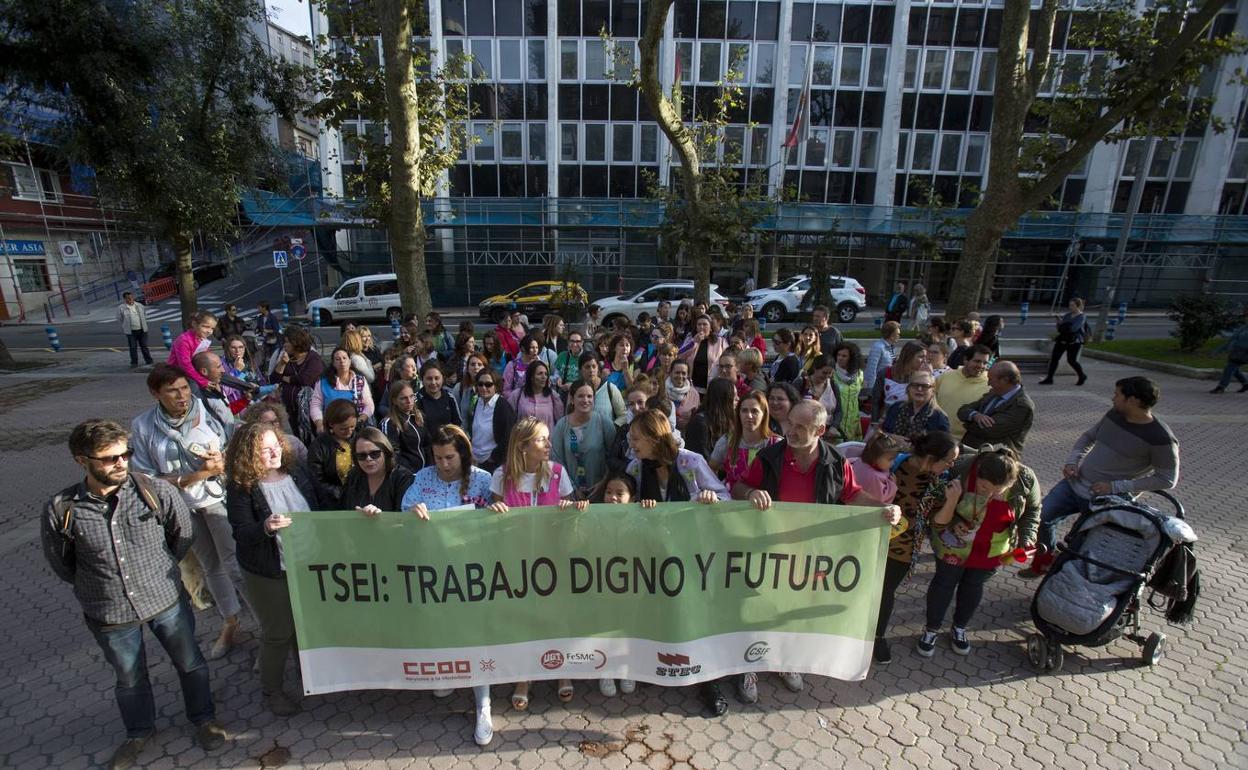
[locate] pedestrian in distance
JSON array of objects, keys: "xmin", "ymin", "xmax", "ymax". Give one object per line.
[
  {"xmin": 43, "ymin": 419, "xmax": 228, "ymax": 770},
  {"xmin": 117, "ymin": 291, "xmax": 154, "ymax": 368},
  {"xmin": 1210, "ymin": 306, "xmax": 1248, "ymax": 394},
  {"xmin": 1039, "ymin": 298, "xmax": 1089, "ymax": 386}
]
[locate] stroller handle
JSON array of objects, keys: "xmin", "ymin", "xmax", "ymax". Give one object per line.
[{"xmin": 1138, "ymin": 489, "xmax": 1184, "ymax": 520}]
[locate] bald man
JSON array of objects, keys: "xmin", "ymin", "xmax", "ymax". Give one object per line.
[{"xmin": 956, "ymin": 361, "xmax": 1035, "ymax": 454}]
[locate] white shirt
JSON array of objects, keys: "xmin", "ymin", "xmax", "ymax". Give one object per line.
[
  {"xmin": 488, "ymin": 465, "xmax": 575, "ymax": 503},
  {"xmin": 259, "ymin": 475, "xmax": 310, "ymax": 570},
  {"xmin": 471, "ymin": 393, "xmax": 499, "ymax": 462}
]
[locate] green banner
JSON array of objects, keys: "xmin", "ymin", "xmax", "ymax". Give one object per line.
[{"xmin": 283, "ymin": 501, "xmax": 889, "ymax": 693}]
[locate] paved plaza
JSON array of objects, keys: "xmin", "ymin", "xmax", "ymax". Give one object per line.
[{"xmin": 1, "ymin": 352, "xmax": 1245, "ymax": 770}]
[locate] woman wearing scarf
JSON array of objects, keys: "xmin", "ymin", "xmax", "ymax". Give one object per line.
[
  {"xmin": 624, "ymin": 409, "xmax": 731, "ymax": 716},
  {"xmin": 665, "ymin": 360, "xmax": 701, "ymax": 431},
  {"xmin": 881, "ymin": 371, "xmax": 950, "ymax": 441},
  {"xmin": 874, "ymin": 432, "xmax": 960, "ymax": 664},
  {"xmin": 677, "ymin": 315, "xmax": 727, "ymax": 394},
  {"xmin": 802, "ymin": 353, "xmax": 840, "ymax": 432},
  {"xmin": 829, "ymin": 342, "xmax": 865, "ymax": 441}
]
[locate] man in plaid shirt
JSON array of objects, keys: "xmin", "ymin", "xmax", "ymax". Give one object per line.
[{"xmin": 42, "ymin": 419, "xmax": 228, "ymax": 770}]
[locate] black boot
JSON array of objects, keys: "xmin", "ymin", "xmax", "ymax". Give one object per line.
[{"xmin": 699, "ymin": 682, "xmax": 729, "ymax": 717}]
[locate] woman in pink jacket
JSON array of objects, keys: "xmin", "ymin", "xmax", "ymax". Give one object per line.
[
  {"xmin": 167, "ymin": 310, "xmax": 218, "ymax": 387},
  {"xmin": 677, "ymin": 315, "xmax": 727, "ymax": 394}
]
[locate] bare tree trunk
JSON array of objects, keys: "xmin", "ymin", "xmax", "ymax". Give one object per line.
[
  {"xmin": 379, "ymin": 0, "xmax": 433, "ymax": 322},
  {"xmin": 172, "ymin": 230, "xmax": 198, "ymax": 330}
]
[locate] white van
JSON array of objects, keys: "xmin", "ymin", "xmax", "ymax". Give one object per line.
[{"xmin": 306, "ymin": 273, "xmax": 402, "ymax": 325}]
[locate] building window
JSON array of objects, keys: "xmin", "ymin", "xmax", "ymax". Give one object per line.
[
  {"xmin": 938, "ymin": 134, "xmax": 962, "ymax": 172},
  {"xmin": 950, "ymin": 50, "xmax": 975, "ymax": 91},
  {"xmin": 922, "ymin": 50, "xmax": 947, "ymax": 90},
  {"xmin": 473, "ymin": 123, "xmax": 495, "ymax": 161},
  {"xmin": 805, "ymin": 127, "xmax": 828, "ymax": 168},
  {"xmin": 640, "ymin": 125, "xmax": 658, "ymax": 163},
  {"xmin": 912, "ymin": 132, "xmax": 935, "ymax": 170},
  {"xmin": 728, "ymin": 42, "xmax": 750, "ymax": 82},
  {"xmin": 561, "ymin": 123, "xmax": 578, "ymax": 161},
  {"xmin": 750, "ymin": 126, "xmax": 769, "ymax": 167},
  {"xmin": 585, "ymin": 39, "xmax": 607, "ymax": 80},
  {"xmin": 612, "ymin": 40, "xmax": 636, "ymax": 80},
  {"xmin": 964, "ymin": 135, "xmax": 987, "ymax": 173},
  {"xmin": 560, "ymin": 41, "xmax": 578, "ymax": 79},
  {"xmin": 699, "ymin": 41, "xmax": 722, "ymax": 83},
  {"xmin": 903, "ymin": 49, "xmax": 919, "ymax": 90},
  {"xmin": 832, "ymin": 130, "xmax": 854, "ymax": 168},
  {"xmin": 867, "ymin": 47, "xmax": 887, "ymax": 88},
  {"xmin": 585, "ymin": 124, "xmax": 606, "ymax": 161},
  {"xmin": 500, "ymin": 123, "xmax": 524, "ymax": 161},
  {"xmin": 528, "ymin": 123, "xmax": 547, "ymax": 161},
  {"xmin": 977, "ymin": 52, "xmax": 997, "ymax": 92},
  {"xmin": 812, "ymin": 45, "xmax": 835, "ymax": 86},
  {"xmin": 755, "ymin": 42, "xmax": 775, "ymax": 84},
  {"xmin": 789, "ymin": 45, "xmax": 808, "ymax": 86},
  {"xmin": 470, "ymin": 38, "xmax": 493, "ymax": 78},
  {"xmin": 859, "ymin": 130, "xmax": 879, "ymax": 168},
  {"xmin": 613, "ymin": 124, "xmax": 634, "ymax": 162},
  {"xmin": 839, "ymin": 47, "xmax": 864, "ymax": 88},
  {"xmin": 5, "ymin": 162, "xmax": 59, "ymax": 202},
  {"xmin": 498, "ymin": 39, "xmax": 522, "ymax": 80},
  {"xmin": 527, "ymin": 39, "xmax": 546, "ymax": 80},
  {"xmin": 13, "ymin": 259, "xmax": 50, "ymax": 292},
  {"xmin": 677, "ymin": 42, "xmax": 693, "ymax": 83}
]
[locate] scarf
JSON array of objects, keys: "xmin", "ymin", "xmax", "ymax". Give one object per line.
[
  {"xmin": 152, "ymin": 397, "xmax": 225, "ymax": 496},
  {"xmin": 665, "ymin": 377, "xmax": 691, "ymax": 407},
  {"xmin": 637, "ymin": 458, "xmax": 690, "ymax": 503},
  {"xmin": 892, "ymin": 399, "xmax": 934, "ymax": 440}
]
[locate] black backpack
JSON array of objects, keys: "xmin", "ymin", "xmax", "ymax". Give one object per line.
[{"xmin": 1146, "ymin": 542, "xmax": 1200, "ymax": 624}]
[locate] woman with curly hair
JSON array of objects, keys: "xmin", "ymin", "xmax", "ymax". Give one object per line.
[{"xmin": 225, "ymin": 421, "xmax": 321, "ymax": 717}]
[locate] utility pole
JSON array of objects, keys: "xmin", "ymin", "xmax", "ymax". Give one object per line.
[{"xmin": 1093, "ymin": 133, "xmax": 1157, "ymax": 342}]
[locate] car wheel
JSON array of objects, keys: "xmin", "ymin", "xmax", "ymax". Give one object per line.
[
  {"xmin": 836, "ymin": 302, "xmax": 858, "ymax": 323},
  {"xmin": 191, "ymin": 278, "xmax": 200, "ymax": 291},
  {"xmin": 318, "ymin": 308, "xmax": 334, "ymax": 326},
  {"xmin": 762, "ymin": 303, "xmax": 786, "ymax": 324}
]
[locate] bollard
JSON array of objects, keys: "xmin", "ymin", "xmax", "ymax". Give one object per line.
[
  {"xmin": 161, "ymin": 324, "xmax": 174, "ymax": 349},
  {"xmin": 1020, "ymin": 301, "xmax": 1030, "ymax": 325},
  {"xmin": 1105, "ymin": 318, "xmax": 1118, "ymax": 341},
  {"xmin": 282, "ymin": 303, "xmax": 290, "ymax": 320},
  {"xmin": 874, "ymin": 317, "xmax": 883, "ymax": 330},
  {"xmin": 391, "ymin": 317, "xmax": 401, "ymax": 339},
  {"xmin": 45, "ymin": 326, "xmax": 61, "ymax": 352},
  {"xmin": 312, "ymin": 310, "xmax": 320, "ymax": 328},
  {"xmin": 1118, "ymin": 301, "xmax": 1127, "ymax": 324}
]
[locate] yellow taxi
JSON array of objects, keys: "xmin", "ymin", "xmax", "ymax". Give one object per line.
[{"xmin": 478, "ymin": 280, "xmax": 589, "ymax": 322}]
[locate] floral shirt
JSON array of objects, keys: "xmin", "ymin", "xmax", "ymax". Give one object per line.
[{"xmin": 400, "ymin": 466, "xmax": 493, "ymax": 511}]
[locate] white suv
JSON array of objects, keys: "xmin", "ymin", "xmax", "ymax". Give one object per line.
[
  {"xmin": 307, "ymin": 273, "xmax": 403, "ymax": 325},
  {"xmin": 593, "ymin": 281, "xmax": 729, "ymax": 327},
  {"xmin": 746, "ymin": 274, "xmax": 867, "ymax": 324}
]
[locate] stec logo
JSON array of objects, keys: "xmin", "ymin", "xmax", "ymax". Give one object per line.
[
  {"xmin": 655, "ymin": 651, "xmax": 701, "ymax": 678},
  {"xmin": 402, "ymin": 660, "xmax": 472, "ymax": 677}
]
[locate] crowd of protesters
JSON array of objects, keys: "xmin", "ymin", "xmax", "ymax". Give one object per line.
[{"xmin": 53, "ymin": 292, "xmax": 1180, "ymax": 768}]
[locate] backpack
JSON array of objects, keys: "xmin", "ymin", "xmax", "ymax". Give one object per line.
[
  {"xmin": 1146, "ymin": 541, "xmax": 1200, "ymax": 624},
  {"xmin": 294, "ymin": 385, "xmax": 316, "ymax": 447},
  {"xmin": 51, "ymin": 472, "xmax": 161, "ymax": 542}
]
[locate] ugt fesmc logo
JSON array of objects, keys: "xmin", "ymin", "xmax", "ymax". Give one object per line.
[
  {"xmin": 655, "ymin": 651, "xmax": 701, "ymax": 678},
  {"xmin": 402, "ymin": 660, "xmax": 472, "ymax": 680},
  {"xmin": 541, "ymin": 649, "xmax": 607, "ymax": 670}
]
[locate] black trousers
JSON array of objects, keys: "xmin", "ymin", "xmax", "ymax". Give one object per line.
[
  {"xmin": 1046, "ymin": 341, "xmax": 1086, "ymax": 380},
  {"xmin": 875, "ymin": 558, "xmax": 911, "ymax": 638},
  {"xmin": 925, "ymin": 560, "xmax": 997, "ymax": 631}
]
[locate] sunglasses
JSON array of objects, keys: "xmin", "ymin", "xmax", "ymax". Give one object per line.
[
  {"xmin": 476, "ymin": 380, "xmax": 496, "ymax": 388},
  {"xmin": 85, "ymin": 450, "xmax": 133, "ymax": 465},
  {"xmin": 357, "ymin": 449, "xmax": 385, "ymax": 461}
]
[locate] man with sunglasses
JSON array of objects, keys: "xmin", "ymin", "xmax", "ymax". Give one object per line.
[
  {"xmin": 42, "ymin": 419, "xmax": 227, "ymax": 770},
  {"xmin": 465, "ymin": 373, "xmax": 515, "ymax": 473}
]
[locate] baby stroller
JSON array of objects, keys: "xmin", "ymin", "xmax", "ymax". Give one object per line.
[{"xmin": 1026, "ymin": 490, "xmax": 1194, "ymax": 672}]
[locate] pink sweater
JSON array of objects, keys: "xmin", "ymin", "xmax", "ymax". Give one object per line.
[
  {"xmin": 847, "ymin": 457, "xmax": 898, "ymax": 507},
  {"xmin": 168, "ymin": 331, "xmax": 211, "ymax": 387}
]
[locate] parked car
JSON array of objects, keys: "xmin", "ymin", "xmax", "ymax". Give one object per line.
[
  {"xmin": 478, "ymin": 280, "xmax": 589, "ymax": 323},
  {"xmin": 592, "ymin": 281, "xmax": 729, "ymax": 327},
  {"xmin": 147, "ymin": 260, "xmax": 229, "ymax": 291},
  {"xmin": 307, "ymin": 273, "xmax": 402, "ymax": 325},
  {"xmin": 745, "ymin": 274, "xmax": 867, "ymax": 323}
]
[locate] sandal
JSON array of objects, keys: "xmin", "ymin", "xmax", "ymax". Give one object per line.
[
  {"xmin": 510, "ymin": 682, "xmax": 530, "ymax": 711},
  {"xmin": 558, "ymin": 679, "xmax": 574, "ymax": 703}
]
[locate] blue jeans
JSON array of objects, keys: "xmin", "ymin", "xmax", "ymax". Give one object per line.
[
  {"xmin": 1218, "ymin": 360, "xmax": 1247, "ymax": 388},
  {"xmin": 86, "ymin": 597, "xmax": 216, "ymax": 738},
  {"xmin": 1036, "ymin": 478, "xmax": 1094, "ymax": 553}
]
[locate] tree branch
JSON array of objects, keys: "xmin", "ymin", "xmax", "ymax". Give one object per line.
[
  {"xmin": 1026, "ymin": 0, "xmax": 1061, "ymax": 97},
  {"xmin": 637, "ymin": 0, "xmax": 699, "ymax": 192}
]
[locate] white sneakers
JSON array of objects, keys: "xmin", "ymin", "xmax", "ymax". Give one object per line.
[
  {"xmin": 618, "ymin": 679, "xmax": 636, "ymax": 694},
  {"xmin": 433, "ymin": 688, "xmax": 453, "ymax": 698},
  {"xmin": 779, "ymin": 672, "xmax": 804, "ymax": 692},
  {"xmin": 598, "ymin": 678, "xmax": 637, "ymax": 696},
  {"xmin": 739, "ymin": 673, "xmax": 759, "ymax": 703},
  {"xmin": 474, "ymin": 699, "xmax": 494, "ymax": 746}
]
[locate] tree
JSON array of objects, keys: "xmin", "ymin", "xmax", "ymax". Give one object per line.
[
  {"xmin": 0, "ymin": 0, "xmax": 307, "ymax": 328},
  {"xmin": 313, "ymin": 0, "xmax": 472, "ymax": 323},
  {"xmin": 637, "ymin": 0, "xmax": 771, "ymax": 304},
  {"xmin": 945, "ymin": 0, "xmax": 1244, "ymax": 320}
]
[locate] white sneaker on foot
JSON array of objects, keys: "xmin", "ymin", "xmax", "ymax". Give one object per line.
[
  {"xmin": 433, "ymin": 688, "xmax": 453, "ymax": 698},
  {"xmin": 738, "ymin": 672, "xmax": 758, "ymax": 703},
  {"xmin": 618, "ymin": 679, "xmax": 636, "ymax": 694},
  {"xmin": 598, "ymin": 678, "xmax": 617, "ymax": 697},
  {"xmin": 779, "ymin": 672, "xmax": 804, "ymax": 692},
  {"xmin": 474, "ymin": 700, "xmax": 493, "ymax": 746}
]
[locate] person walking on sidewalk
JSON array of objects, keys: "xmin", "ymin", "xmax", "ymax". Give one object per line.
[
  {"xmin": 117, "ymin": 292, "xmax": 153, "ymax": 368},
  {"xmin": 42, "ymin": 419, "xmax": 227, "ymax": 770},
  {"xmin": 1039, "ymin": 298, "xmax": 1088, "ymax": 386},
  {"xmin": 1210, "ymin": 306, "xmax": 1248, "ymax": 394},
  {"xmin": 1022, "ymin": 376, "xmax": 1179, "ymax": 577}
]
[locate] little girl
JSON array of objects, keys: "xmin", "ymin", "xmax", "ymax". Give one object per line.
[
  {"xmin": 597, "ymin": 471, "xmax": 639, "ymax": 698},
  {"xmin": 846, "ymin": 432, "xmax": 907, "ymax": 507}
]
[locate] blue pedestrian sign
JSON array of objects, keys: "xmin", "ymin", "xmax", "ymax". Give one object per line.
[
  {"xmin": 290, "ymin": 244, "xmax": 307, "ymax": 260},
  {"xmin": 273, "ymin": 250, "xmax": 289, "ymax": 268}
]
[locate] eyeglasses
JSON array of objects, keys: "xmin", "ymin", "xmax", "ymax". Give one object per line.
[
  {"xmin": 476, "ymin": 380, "xmax": 496, "ymax": 389},
  {"xmin": 357, "ymin": 449, "xmax": 385, "ymax": 461},
  {"xmin": 260, "ymin": 445, "xmax": 282, "ymax": 456},
  {"xmin": 85, "ymin": 450, "xmax": 133, "ymax": 465}
]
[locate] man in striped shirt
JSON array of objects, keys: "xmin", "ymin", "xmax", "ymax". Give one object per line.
[{"xmin": 1022, "ymin": 376, "xmax": 1180, "ymax": 577}]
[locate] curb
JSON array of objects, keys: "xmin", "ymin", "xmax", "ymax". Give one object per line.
[{"xmin": 1057, "ymin": 343, "xmax": 1221, "ymax": 381}]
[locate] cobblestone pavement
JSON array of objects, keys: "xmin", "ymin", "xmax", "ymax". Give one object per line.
[{"xmin": 2, "ymin": 353, "xmax": 1245, "ymax": 770}]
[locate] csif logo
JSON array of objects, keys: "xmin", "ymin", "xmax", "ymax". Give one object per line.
[{"xmin": 744, "ymin": 642, "xmax": 770, "ymax": 663}]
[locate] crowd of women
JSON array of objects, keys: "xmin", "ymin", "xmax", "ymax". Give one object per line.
[{"xmin": 153, "ymin": 297, "xmax": 1047, "ymax": 747}]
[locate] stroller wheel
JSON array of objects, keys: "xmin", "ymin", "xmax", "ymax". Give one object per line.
[
  {"xmin": 1047, "ymin": 644, "xmax": 1064, "ymax": 672},
  {"xmin": 1026, "ymin": 634, "xmax": 1049, "ymax": 672},
  {"xmin": 1142, "ymin": 632, "xmax": 1166, "ymax": 667}
]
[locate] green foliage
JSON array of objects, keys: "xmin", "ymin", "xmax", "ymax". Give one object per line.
[
  {"xmin": 1167, "ymin": 295, "xmax": 1238, "ymax": 352},
  {"xmin": 311, "ymin": 0, "xmax": 473, "ymax": 222},
  {"xmin": 0, "ymin": 0, "xmax": 307, "ymax": 244}
]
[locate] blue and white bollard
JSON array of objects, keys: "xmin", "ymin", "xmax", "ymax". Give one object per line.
[
  {"xmin": 874, "ymin": 317, "xmax": 883, "ymax": 331},
  {"xmin": 1020, "ymin": 302, "xmax": 1030, "ymax": 325},
  {"xmin": 391, "ymin": 317, "xmax": 401, "ymax": 340},
  {"xmin": 312, "ymin": 310, "xmax": 320, "ymax": 328},
  {"xmin": 282, "ymin": 303, "xmax": 290, "ymax": 320},
  {"xmin": 1105, "ymin": 318, "xmax": 1119, "ymax": 341},
  {"xmin": 1118, "ymin": 301, "xmax": 1127, "ymax": 325},
  {"xmin": 161, "ymin": 324, "xmax": 173, "ymax": 349},
  {"xmin": 45, "ymin": 326, "xmax": 61, "ymax": 352}
]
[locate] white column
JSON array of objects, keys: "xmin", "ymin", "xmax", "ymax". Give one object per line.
[
  {"xmin": 874, "ymin": 0, "xmax": 912, "ymax": 207},
  {"xmin": 766, "ymin": 0, "xmax": 795, "ymax": 196},
  {"xmin": 657, "ymin": 7, "xmax": 677, "ymax": 189},
  {"xmin": 1081, "ymin": 140, "xmax": 1120, "ymax": 214},
  {"xmin": 547, "ymin": 0, "xmax": 559, "ymax": 197},
  {"xmin": 1185, "ymin": 11, "xmax": 1248, "ymax": 215}
]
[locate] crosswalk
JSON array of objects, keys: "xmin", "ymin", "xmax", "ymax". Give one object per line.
[{"xmin": 93, "ymin": 294, "xmax": 261, "ymax": 327}]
